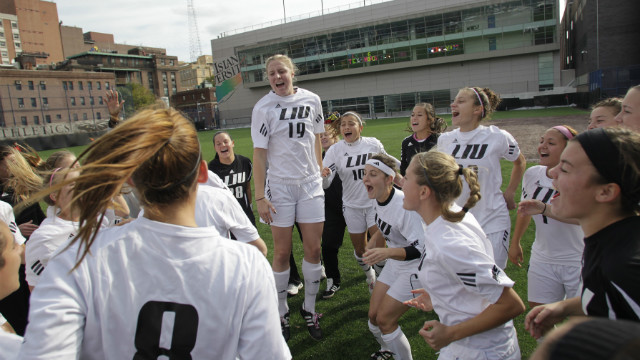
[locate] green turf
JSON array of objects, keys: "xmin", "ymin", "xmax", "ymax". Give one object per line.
[{"xmin": 36, "ymin": 107, "xmax": 581, "ymax": 359}]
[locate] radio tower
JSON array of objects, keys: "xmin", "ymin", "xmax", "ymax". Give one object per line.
[{"xmin": 187, "ymin": 0, "xmax": 203, "ymax": 62}]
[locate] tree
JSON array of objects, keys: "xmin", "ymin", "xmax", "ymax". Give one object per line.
[{"xmin": 115, "ymin": 83, "xmax": 156, "ymax": 118}]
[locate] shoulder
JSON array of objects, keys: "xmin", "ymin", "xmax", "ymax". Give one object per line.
[
  {"xmin": 296, "ymin": 88, "xmax": 320, "ymax": 101},
  {"xmin": 236, "ymin": 154, "xmax": 252, "ymax": 165},
  {"xmin": 363, "ymin": 136, "xmax": 383, "ymax": 148},
  {"xmin": 438, "ymin": 130, "xmax": 457, "ymax": 142}
]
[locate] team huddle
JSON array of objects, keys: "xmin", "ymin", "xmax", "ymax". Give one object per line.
[{"xmin": 0, "ymin": 53, "xmax": 639, "ymax": 359}]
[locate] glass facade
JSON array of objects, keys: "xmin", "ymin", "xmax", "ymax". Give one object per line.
[{"xmin": 238, "ymin": 0, "xmax": 556, "ymax": 83}]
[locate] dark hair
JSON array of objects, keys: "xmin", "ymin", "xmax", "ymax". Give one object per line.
[
  {"xmin": 407, "ymin": 103, "xmax": 447, "ymax": 134},
  {"xmin": 464, "ymin": 87, "xmax": 501, "ymax": 121},
  {"xmin": 412, "ymin": 151, "xmax": 481, "ymax": 222},
  {"xmin": 330, "ymin": 111, "xmax": 365, "ymax": 134},
  {"xmin": 369, "ymin": 153, "xmax": 398, "ymax": 177},
  {"xmin": 212, "ymin": 131, "xmax": 233, "ymax": 160}
]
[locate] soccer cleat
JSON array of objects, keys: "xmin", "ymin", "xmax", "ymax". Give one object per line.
[
  {"xmin": 321, "ymin": 265, "xmax": 327, "ymax": 280},
  {"xmin": 287, "ymin": 281, "xmax": 303, "ymax": 297},
  {"xmin": 300, "ymin": 307, "xmax": 323, "ymax": 340},
  {"xmin": 370, "ymin": 350, "xmax": 394, "ymax": 360},
  {"xmin": 322, "ymin": 278, "xmax": 340, "ymax": 299},
  {"xmin": 281, "ymin": 312, "xmax": 290, "ymax": 341}
]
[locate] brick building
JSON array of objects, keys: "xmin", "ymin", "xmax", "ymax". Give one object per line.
[
  {"xmin": 179, "ymin": 55, "xmax": 213, "ymax": 90},
  {"xmin": 170, "ymin": 87, "xmax": 217, "ymax": 130},
  {"xmin": 0, "ymin": 13, "xmax": 21, "ymax": 65},
  {"xmin": 0, "ymin": 69, "xmax": 114, "ymax": 130},
  {"xmin": 0, "ymin": 0, "xmax": 64, "ymax": 66}
]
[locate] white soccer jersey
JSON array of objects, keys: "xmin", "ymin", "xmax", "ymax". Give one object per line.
[
  {"xmin": 418, "ymin": 206, "xmax": 519, "ymax": 356},
  {"xmin": 0, "ymin": 200, "xmax": 25, "ymax": 245},
  {"xmin": 323, "ymin": 137, "xmax": 389, "ymax": 208},
  {"xmin": 205, "ymin": 170, "xmax": 229, "ymax": 190},
  {"xmin": 251, "ymin": 88, "xmax": 324, "ymax": 183},
  {"xmin": 437, "ymin": 125, "xmax": 521, "ymax": 234},
  {"xmin": 25, "ymin": 216, "xmax": 77, "ymax": 287},
  {"xmin": 19, "ymin": 217, "xmax": 290, "ymax": 360},
  {"xmin": 521, "ymin": 166, "xmax": 584, "ymax": 266},
  {"xmin": 373, "ymin": 188, "xmax": 423, "ymax": 272},
  {"xmin": 0, "ymin": 330, "xmax": 21, "ymax": 359},
  {"xmin": 195, "ymin": 185, "xmax": 259, "ymax": 242}
]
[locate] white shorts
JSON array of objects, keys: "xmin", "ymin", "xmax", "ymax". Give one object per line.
[
  {"xmin": 486, "ymin": 229, "xmax": 510, "ymax": 270},
  {"xmin": 439, "ymin": 339, "xmax": 520, "ymax": 360},
  {"xmin": 266, "ymin": 177, "xmax": 325, "ymax": 227},
  {"xmin": 527, "ymin": 261, "xmax": 582, "ymax": 304},
  {"xmin": 376, "ymin": 259, "xmax": 420, "ymax": 303},
  {"xmin": 343, "ymin": 205, "xmax": 376, "ymax": 234}
]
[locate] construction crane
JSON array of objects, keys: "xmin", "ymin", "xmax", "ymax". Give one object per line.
[{"xmin": 187, "ymin": 0, "xmax": 203, "ymax": 62}]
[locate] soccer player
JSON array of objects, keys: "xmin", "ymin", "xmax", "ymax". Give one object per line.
[
  {"xmin": 437, "ymin": 86, "xmax": 526, "ymax": 269},
  {"xmin": 399, "ymin": 103, "xmax": 446, "ymax": 176},
  {"xmin": 322, "ymin": 111, "xmax": 400, "ymax": 293},
  {"xmin": 525, "ymin": 127, "xmax": 640, "ymax": 339},
  {"xmin": 614, "ymin": 85, "xmax": 640, "ymax": 132},
  {"xmin": 251, "ymin": 54, "xmax": 325, "ymax": 341},
  {"xmin": 362, "ymin": 154, "xmax": 422, "ymax": 360},
  {"xmin": 587, "ymin": 98, "xmax": 621, "ymax": 130},
  {"xmin": 509, "ymin": 126, "xmax": 584, "ymax": 309},
  {"xmin": 19, "ymin": 108, "xmax": 290, "ymax": 359},
  {"xmin": 403, "ymin": 151, "xmax": 525, "ymax": 359},
  {"xmin": 0, "ymin": 220, "xmax": 22, "ymax": 357}
]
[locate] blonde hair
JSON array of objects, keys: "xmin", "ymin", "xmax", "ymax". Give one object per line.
[
  {"xmin": 592, "ymin": 97, "xmax": 622, "ymax": 115},
  {"xmin": 25, "ymin": 108, "xmax": 202, "ymax": 269},
  {"xmin": 323, "ymin": 124, "xmax": 339, "ymax": 141},
  {"xmin": 412, "ymin": 151, "xmax": 481, "ymax": 222},
  {"xmin": 265, "ymin": 54, "xmax": 298, "ymax": 75},
  {"xmin": 5, "ymin": 148, "xmax": 43, "ymax": 203}
]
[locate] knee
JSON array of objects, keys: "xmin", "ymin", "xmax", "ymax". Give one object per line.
[
  {"xmin": 376, "ymin": 313, "xmax": 397, "ymax": 333},
  {"xmin": 368, "ymin": 310, "xmax": 378, "ymax": 326}
]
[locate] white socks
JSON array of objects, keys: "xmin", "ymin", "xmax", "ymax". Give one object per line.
[
  {"xmin": 368, "ymin": 320, "xmax": 389, "ymax": 351},
  {"xmin": 273, "ymin": 269, "xmax": 290, "ymax": 316},
  {"xmin": 301, "ymin": 259, "xmax": 322, "ymax": 313},
  {"xmin": 382, "ymin": 326, "xmax": 412, "ymax": 360}
]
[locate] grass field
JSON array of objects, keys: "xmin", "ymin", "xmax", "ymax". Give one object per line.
[{"xmin": 36, "ymin": 107, "xmax": 588, "ymax": 359}]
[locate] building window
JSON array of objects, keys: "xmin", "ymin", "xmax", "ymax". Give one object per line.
[
  {"xmin": 45, "ymin": 115, "xmax": 51, "ymax": 123},
  {"xmin": 15, "ymin": 81, "xmax": 21, "ymax": 90},
  {"xmin": 21, "ymin": 116, "xmax": 27, "ymax": 125},
  {"xmin": 0, "ymin": 41, "xmax": 5, "ymax": 47},
  {"xmin": 14, "ymin": 43, "xmax": 19, "ymax": 48},
  {"xmin": 40, "ymin": 81, "xmax": 46, "ymax": 90},
  {"xmin": 70, "ymin": 97, "xmax": 76, "ymax": 106},
  {"xmin": 33, "ymin": 116, "xmax": 39, "ymax": 125},
  {"xmin": 170, "ymin": 60, "xmax": 174, "ymax": 66},
  {"xmin": 87, "ymin": 81, "xmax": 92, "ymax": 90},
  {"xmin": 90, "ymin": 97, "xmax": 95, "ymax": 105},
  {"xmin": 72, "ymin": 113, "xmax": 78, "ymax": 121},
  {"xmin": 105, "ymin": 82, "xmax": 110, "ymax": 89},
  {"xmin": 42, "ymin": 97, "xmax": 48, "ymax": 106},
  {"xmin": 28, "ymin": 81, "xmax": 34, "ymax": 90},
  {"xmin": 11, "ymin": 22, "xmax": 17, "ymax": 29},
  {"xmin": 489, "ymin": 37, "xmax": 496, "ymax": 51},
  {"xmin": 83, "ymin": 113, "xmax": 88, "ymax": 120},
  {"xmin": 97, "ymin": 82, "xmax": 102, "ymax": 90},
  {"xmin": 62, "ymin": 81, "xmax": 68, "ymax": 90},
  {"xmin": 69, "ymin": 81, "xmax": 74, "ymax": 90},
  {"xmin": 80, "ymin": 97, "xmax": 85, "ymax": 105},
  {"xmin": 0, "ymin": 32, "xmax": 4, "ymax": 38},
  {"xmin": 17, "ymin": 98, "xmax": 24, "ymax": 107},
  {"xmin": 99, "ymin": 97, "xmax": 103, "ymax": 105},
  {"xmin": 78, "ymin": 81, "xmax": 84, "ymax": 90},
  {"xmin": 13, "ymin": 34, "xmax": 19, "ymax": 40},
  {"xmin": 161, "ymin": 59, "xmax": 165, "ymax": 65},
  {"xmin": 56, "ymin": 114, "xmax": 62, "ymax": 120},
  {"xmin": 96, "ymin": 112, "xmax": 101, "ymax": 120},
  {"xmin": 31, "ymin": 98, "xmax": 37, "ymax": 107}
]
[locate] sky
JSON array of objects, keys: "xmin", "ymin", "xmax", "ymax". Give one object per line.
[{"xmin": 53, "ymin": 0, "xmax": 376, "ymax": 63}]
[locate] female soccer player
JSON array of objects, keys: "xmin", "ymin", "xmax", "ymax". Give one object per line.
[
  {"xmin": 399, "ymin": 102, "xmax": 446, "ymax": 176},
  {"xmin": 587, "ymin": 98, "xmax": 621, "ymax": 130},
  {"xmin": 403, "ymin": 151, "xmax": 525, "ymax": 359},
  {"xmin": 251, "ymin": 54, "xmax": 325, "ymax": 340},
  {"xmin": 437, "ymin": 87, "xmax": 526, "ymax": 269},
  {"xmin": 0, "ymin": 221, "xmax": 22, "ymax": 356},
  {"xmin": 25, "ymin": 168, "xmax": 80, "ymax": 290},
  {"xmin": 525, "ymin": 127, "xmax": 640, "ymax": 339},
  {"xmin": 208, "ymin": 131, "xmax": 255, "ymax": 225},
  {"xmin": 362, "ymin": 154, "xmax": 422, "ymax": 360},
  {"xmin": 19, "ymin": 108, "xmax": 290, "ymax": 359},
  {"xmin": 614, "ymin": 85, "xmax": 640, "ymax": 132},
  {"xmin": 509, "ymin": 126, "xmax": 584, "ymax": 309},
  {"xmin": 322, "ymin": 111, "xmax": 399, "ymax": 293}
]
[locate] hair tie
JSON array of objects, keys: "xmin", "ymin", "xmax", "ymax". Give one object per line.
[
  {"xmin": 342, "ymin": 111, "xmax": 362, "ymax": 125},
  {"xmin": 462, "ymin": 207, "xmax": 469, "ymax": 213},
  {"xmin": 552, "ymin": 126, "xmax": 575, "ymax": 140},
  {"xmin": 458, "ymin": 165, "xmax": 464, "ymax": 176},
  {"xmin": 470, "ymin": 87, "xmax": 485, "ymax": 118},
  {"xmin": 49, "ymin": 167, "xmax": 62, "ymax": 187}
]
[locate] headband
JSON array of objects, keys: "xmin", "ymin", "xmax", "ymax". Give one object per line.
[
  {"xmin": 49, "ymin": 167, "xmax": 62, "ymax": 187},
  {"xmin": 552, "ymin": 126, "xmax": 575, "ymax": 140},
  {"xmin": 470, "ymin": 87, "xmax": 485, "ymax": 118},
  {"xmin": 365, "ymin": 159, "xmax": 395, "ymax": 177},
  {"xmin": 342, "ymin": 111, "xmax": 362, "ymax": 125},
  {"xmin": 575, "ymin": 128, "xmax": 623, "ymax": 188}
]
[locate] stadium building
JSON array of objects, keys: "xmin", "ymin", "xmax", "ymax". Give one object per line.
[{"xmin": 211, "ymin": 0, "xmax": 572, "ymax": 124}]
